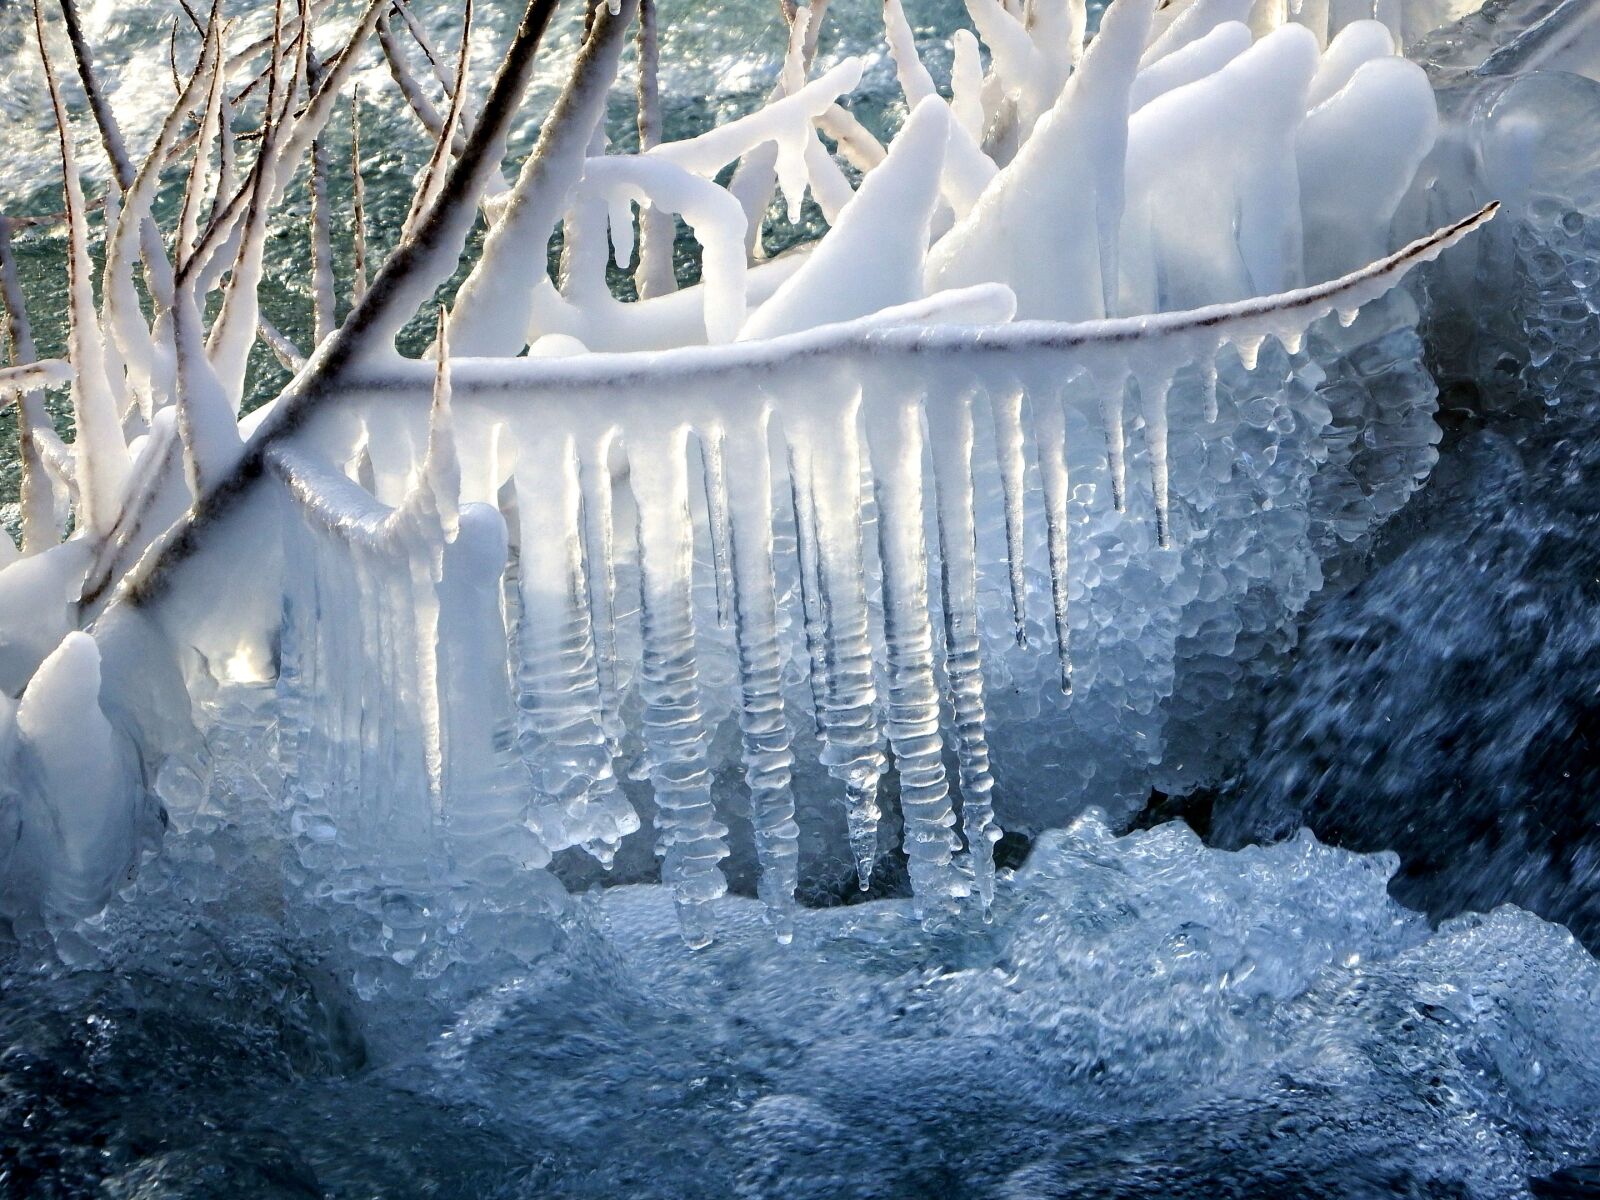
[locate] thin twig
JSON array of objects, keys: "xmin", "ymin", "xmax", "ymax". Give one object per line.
[
  {"xmin": 352, "ymin": 87, "xmax": 368, "ymax": 303},
  {"xmin": 310, "ymin": 48, "xmax": 336, "ymax": 346},
  {"xmin": 404, "ymin": 0, "xmax": 474, "ymax": 238}
]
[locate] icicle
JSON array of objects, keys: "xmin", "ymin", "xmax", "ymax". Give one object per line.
[
  {"xmin": 513, "ymin": 433, "xmax": 636, "ymax": 867},
  {"xmin": 577, "ymin": 437, "xmax": 625, "ymax": 750},
  {"xmin": 1033, "ymin": 380, "xmax": 1074, "ymax": 693},
  {"xmin": 884, "ymin": 0, "xmax": 939, "ymax": 107},
  {"xmin": 1099, "ymin": 370, "xmax": 1129, "ymax": 513},
  {"xmin": 7, "ymin": 631, "xmax": 137, "ymax": 929},
  {"xmin": 787, "ymin": 441, "xmax": 829, "ymax": 734},
  {"xmin": 393, "ymin": 317, "xmax": 463, "ymax": 813},
  {"xmin": 1135, "ymin": 361, "xmax": 1177, "ymax": 548},
  {"xmin": 627, "ymin": 420, "xmax": 729, "ymax": 945},
  {"xmin": 438, "ymin": 503, "xmax": 549, "ymax": 872},
  {"xmin": 722, "ymin": 411, "xmax": 799, "ymax": 940},
  {"xmin": 1337, "ymin": 306, "xmax": 1360, "ymax": 327},
  {"xmin": 698, "ymin": 426, "xmax": 734, "ymax": 628},
  {"xmin": 1201, "ymin": 349, "xmax": 1220, "ymax": 424},
  {"xmin": 36, "ymin": 4, "xmax": 130, "ymax": 538},
  {"xmin": 1235, "ymin": 332, "xmax": 1265, "ymax": 371},
  {"xmin": 925, "ymin": 377, "xmax": 1002, "ymax": 912},
  {"xmin": 990, "ymin": 384, "xmax": 1030, "ymax": 645},
  {"xmin": 780, "ymin": 373, "xmax": 885, "ymax": 891},
  {"xmin": 863, "ymin": 378, "xmax": 962, "ymax": 925}
]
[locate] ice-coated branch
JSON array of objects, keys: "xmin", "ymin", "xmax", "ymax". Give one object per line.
[
  {"xmin": 186, "ymin": 0, "xmax": 389, "ymax": 289},
  {"xmin": 0, "ymin": 218, "xmax": 67, "ymax": 557},
  {"xmin": 0, "ymin": 359, "xmax": 73, "ymax": 393},
  {"xmin": 634, "ymin": 0, "xmax": 677, "ymax": 300},
  {"xmin": 90, "ymin": 0, "xmax": 566, "ymax": 617},
  {"xmin": 378, "ymin": 7, "xmax": 454, "ymax": 149},
  {"xmin": 103, "ymin": 4, "xmax": 220, "ymax": 425},
  {"xmin": 259, "ymin": 315, "xmax": 307, "ymax": 372},
  {"xmin": 54, "ymin": 0, "xmax": 133, "ymax": 190},
  {"xmin": 35, "ymin": 0, "xmax": 129, "ymax": 539},
  {"xmin": 394, "ymin": 0, "xmax": 461, "ymax": 96},
  {"xmin": 351, "ymin": 88, "xmax": 369, "ymax": 303},
  {"xmin": 448, "ymin": 0, "xmax": 642, "ymax": 356},
  {"xmin": 53, "ymin": 0, "xmax": 177, "ymax": 314},
  {"xmin": 178, "ymin": 14, "xmax": 226, "ymax": 266},
  {"xmin": 202, "ymin": 0, "xmax": 298, "ymax": 413},
  {"xmin": 310, "ymin": 49, "xmax": 337, "ymax": 347},
  {"xmin": 404, "ymin": 0, "xmax": 476, "ymax": 239}
]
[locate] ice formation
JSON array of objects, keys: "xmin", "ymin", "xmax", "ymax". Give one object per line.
[{"xmin": 0, "ymin": 0, "xmax": 1523, "ymax": 955}]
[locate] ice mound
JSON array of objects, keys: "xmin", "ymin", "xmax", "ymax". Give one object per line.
[{"xmin": 6, "ymin": 811, "xmax": 1598, "ymax": 1197}]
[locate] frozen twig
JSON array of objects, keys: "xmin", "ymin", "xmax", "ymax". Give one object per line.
[{"xmin": 635, "ymin": 0, "xmax": 677, "ymax": 299}]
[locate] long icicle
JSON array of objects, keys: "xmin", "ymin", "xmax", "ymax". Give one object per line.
[
  {"xmin": 1034, "ymin": 377, "xmax": 1074, "ymax": 693},
  {"xmin": 928, "ymin": 377, "xmax": 1002, "ymax": 913},
  {"xmin": 514, "ymin": 430, "xmax": 637, "ymax": 867},
  {"xmin": 723, "ymin": 409, "xmax": 799, "ymax": 940},
  {"xmin": 864, "ymin": 378, "xmax": 962, "ymax": 925},
  {"xmin": 629, "ymin": 419, "xmax": 729, "ymax": 946},
  {"xmin": 991, "ymin": 384, "xmax": 1030, "ymax": 644},
  {"xmin": 784, "ymin": 371, "xmax": 885, "ymax": 891}
]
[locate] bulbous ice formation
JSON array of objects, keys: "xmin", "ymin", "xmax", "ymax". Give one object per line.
[{"xmin": 0, "ymin": 632, "xmax": 139, "ymax": 944}]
